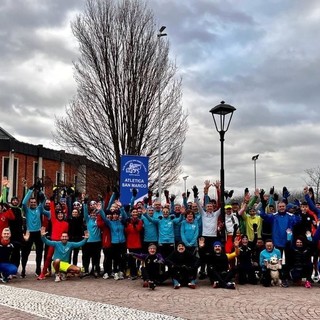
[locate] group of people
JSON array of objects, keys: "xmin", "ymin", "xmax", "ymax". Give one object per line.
[{"xmin": 1, "ymin": 177, "xmax": 320, "ymax": 291}]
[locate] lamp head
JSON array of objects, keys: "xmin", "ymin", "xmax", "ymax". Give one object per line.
[{"xmin": 209, "ymin": 101, "xmax": 236, "ymax": 133}]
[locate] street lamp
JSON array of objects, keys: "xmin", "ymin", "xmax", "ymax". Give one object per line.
[
  {"xmin": 157, "ymin": 26, "xmax": 167, "ymax": 202},
  {"xmin": 183, "ymin": 176, "xmax": 189, "ymax": 194},
  {"xmin": 252, "ymin": 154, "xmax": 259, "ymax": 190},
  {"xmin": 209, "ymin": 101, "xmax": 236, "ymax": 222}
]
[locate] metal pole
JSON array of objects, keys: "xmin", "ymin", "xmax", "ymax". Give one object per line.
[
  {"xmin": 220, "ymin": 131, "xmax": 225, "ymax": 222},
  {"xmin": 158, "ymin": 66, "xmax": 162, "ymax": 201},
  {"xmin": 254, "ymin": 159, "xmax": 257, "ymax": 190},
  {"xmin": 157, "ymin": 27, "xmax": 167, "ymax": 202}
]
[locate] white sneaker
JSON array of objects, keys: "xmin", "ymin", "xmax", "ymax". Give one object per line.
[
  {"xmin": 103, "ymin": 273, "xmax": 109, "ymax": 279},
  {"xmin": 114, "ymin": 272, "xmax": 119, "ymax": 280},
  {"xmin": 118, "ymin": 271, "xmax": 124, "ymax": 280},
  {"xmin": 55, "ymin": 274, "xmax": 61, "ymax": 282}
]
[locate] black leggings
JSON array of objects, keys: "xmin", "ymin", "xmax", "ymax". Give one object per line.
[
  {"xmin": 82, "ymin": 241, "xmax": 101, "ymax": 273},
  {"xmin": 21, "ymin": 231, "xmax": 44, "ymax": 274}
]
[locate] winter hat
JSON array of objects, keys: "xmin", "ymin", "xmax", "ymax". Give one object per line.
[{"xmin": 213, "ymin": 241, "xmax": 222, "ymax": 247}]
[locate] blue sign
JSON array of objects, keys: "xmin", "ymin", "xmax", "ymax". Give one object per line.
[{"xmin": 120, "ymin": 155, "xmax": 149, "ymax": 206}]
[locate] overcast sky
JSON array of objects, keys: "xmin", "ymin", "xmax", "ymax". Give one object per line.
[{"xmin": 1, "ymin": 0, "xmax": 320, "ymax": 199}]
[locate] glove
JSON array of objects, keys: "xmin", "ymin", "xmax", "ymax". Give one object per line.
[
  {"xmin": 29, "ymin": 183, "xmax": 36, "ymax": 190},
  {"xmin": 269, "ymin": 186, "xmax": 274, "ymax": 195},
  {"xmin": 170, "ymin": 194, "xmax": 176, "ymax": 202},
  {"xmin": 164, "ymin": 190, "xmax": 169, "ymax": 198},
  {"xmin": 186, "ymin": 190, "xmax": 190, "ymax": 198},
  {"xmin": 83, "ymin": 195, "xmax": 89, "ymax": 204},
  {"xmin": 143, "ymin": 197, "xmax": 149, "ymax": 205},
  {"xmin": 113, "ymin": 186, "xmax": 120, "ymax": 200},
  {"xmin": 228, "ymin": 190, "xmax": 234, "ymax": 198},
  {"xmin": 273, "ymin": 193, "xmax": 279, "ymax": 201},
  {"xmin": 309, "ymin": 187, "xmax": 315, "ymax": 202},
  {"xmin": 253, "ymin": 223, "xmax": 258, "ymax": 232},
  {"xmin": 224, "ymin": 190, "xmax": 229, "ymax": 199},
  {"xmin": 38, "ymin": 192, "xmax": 45, "ymax": 202},
  {"xmin": 282, "ymin": 187, "xmax": 290, "ymax": 199},
  {"xmin": 35, "ymin": 179, "xmax": 43, "ymax": 191},
  {"xmin": 67, "ymin": 185, "xmax": 75, "ymax": 195},
  {"xmin": 293, "ymin": 199, "xmax": 300, "ymax": 207},
  {"xmin": 259, "ymin": 189, "xmax": 265, "ymax": 201},
  {"xmin": 192, "ymin": 185, "xmax": 199, "ymax": 198},
  {"xmin": 132, "ymin": 188, "xmax": 138, "ymax": 197}
]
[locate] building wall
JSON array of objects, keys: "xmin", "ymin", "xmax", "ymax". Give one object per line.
[{"xmin": 0, "ymin": 150, "xmax": 110, "ymax": 201}]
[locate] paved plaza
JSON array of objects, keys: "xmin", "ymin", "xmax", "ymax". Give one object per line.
[
  {"xmin": 1, "ymin": 268, "xmax": 320, "ymax": 320},
  {"xmin": 1, "ymin": 253, "xmax": 320, "ymax": 319}
]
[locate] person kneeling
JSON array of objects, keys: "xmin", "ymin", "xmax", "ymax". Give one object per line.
[
  {"xmin": 40, "ymin": 227, "xmax": 88, "ymax": 282},
  {"xmin": 166, "ymin": 242, "xmax": 200, "ymax": 289},
  {"xmin": 129, "ymin": 243, "xmax": 168, "ymax": 289},
  {"xmin": 204, "ymin": 239, "xmax": 240, "ymax": 289}
]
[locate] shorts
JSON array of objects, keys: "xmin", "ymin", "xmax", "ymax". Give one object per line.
[{"xmin": 52, "ymin": 261, "xmax": 71, "ymax": 273}]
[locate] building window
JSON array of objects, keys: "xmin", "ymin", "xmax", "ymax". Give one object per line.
[
  {"xmin": 12, "ymin": 158, "xmax": 18, "ymax": 196},
  {"xmin": 56, "ymin": 172, "xmax": 61, "ymax": 185},
  {"xmin": 2, "ymin": 157, "xmax": 9, "ymax": 177},
  {"xmin": 2, "ymin": 157, "xmax": 18, "ymax": 196},
  {"xmin": 33, "ymin": 161, "xmax": 39, "ymax": 184}
]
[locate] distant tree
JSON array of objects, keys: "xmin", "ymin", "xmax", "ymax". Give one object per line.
[
  {"xmin": 54, "ymin": 0, "xmax": 187, "ymax": 191},
  {"xmin": 304, "ymin": 166, "xmax": 320, "ymax": 202}
]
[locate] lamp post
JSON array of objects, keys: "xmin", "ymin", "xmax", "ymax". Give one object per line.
[
  {"xmin": 157, "ymin": 26, "xmax": 167, "ymax": 202},
  {"xmin": 209, "ymin": 101, "xmax": 236, "ymax": 222},
  {"xmin": 183, "ymin": 175, "xmax": 189, "ymax": 194},
  {"xmin": 252, "ymin": 154, "xmax": 259, "ymax": 190}
]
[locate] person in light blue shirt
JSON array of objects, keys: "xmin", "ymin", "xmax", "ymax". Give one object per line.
[
  {"xmin": 181, "ymin": 210, "xmax": 199, "ymax": 254},
  {"xmin": 81, "ymin": 200, "xmax": 106, "ymax": 277},
  {"xmin": 41, "ymin": 227, "xmax": 88, "ymax": 282},
  {"xmin": 141, "ymin": 206, "xmax": 158, "ymax": 252},
  {"xmin": 259, "ymin": 239, "xmax": 282, "ymax": 287},
  {"xmin": 144, "ymin": 206, "xmax": 184, "ymax": 258},
  {"xmin": 21, "ymin": 187, "xmax": 50, "ymax": 277}
]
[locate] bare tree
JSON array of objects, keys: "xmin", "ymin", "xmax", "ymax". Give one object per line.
[
  {"xmin": 54, "ymin": 0, "xmax": 187, "ymax": 191},
  {"xmin": 304, "ymin": 166, "xmax": 320, "ymax": 202}
]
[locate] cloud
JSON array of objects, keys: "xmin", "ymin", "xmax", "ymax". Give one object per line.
[{"xmin": 1, "ymin": 0, "xmax": 320, "ymax": 199}]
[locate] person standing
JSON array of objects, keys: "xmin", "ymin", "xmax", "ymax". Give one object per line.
[{"xmin": 21, "ymin": 184, "xmax": 50, "ymax": 277}]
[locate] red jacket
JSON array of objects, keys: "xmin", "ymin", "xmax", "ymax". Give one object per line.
[
  {"xmin": 50, "ymin": 201, "xmax": 69, "ymax": 240},
  {"xmin": 0, "ymin": 208, "xmax": 15, "ymax": 235},
  {"xmin": 97, "ymin": 214, "xmax": 111, "ymax": 248},
  {"xmin": 125, "ymin": 218, "xmax": 143, "ymax": 249}
]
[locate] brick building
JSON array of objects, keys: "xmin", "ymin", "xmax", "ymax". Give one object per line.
[{"xmin": 0, "ymin": 127, "xmax": 112, "ymax": 200}]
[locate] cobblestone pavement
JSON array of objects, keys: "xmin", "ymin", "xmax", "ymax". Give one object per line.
[
  {"xmin": 1, "ymin": 255, "xmax": 320, "ymax": 319},
  {"xmin": 1, "ymin": 271, "xmax": 320, "ymax": 320}
]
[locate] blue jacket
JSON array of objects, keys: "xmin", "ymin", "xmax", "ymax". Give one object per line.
[
  {"xmin": 260, "ymin": 208, "xmax": 300, "ymax": 248},
  {"xmin": 103, "ymin": 208, "xmax": 127, "ymax": 244},
  {"xmin": 22, "ymin": 190, "xmax": 50, "ymax": 232},
  {"xmin": 304, "ymin": 194, "xmax": 320, "ymax": 219},
  {"xmin": 141, "ymin": 215, "xmax": 158, "ymax": 242},
  {"xmin": 42, "ymin": 237, "xmax": 87, "ymax": 261},
  {"xmin": 83, "ymin": 205, "xmax": 106, "ymax": 243},
  {"xmin": 144, "ymin": 214, "xmax": 182, "ymax": 244},
  {"xmin": 181, "ymin": 220, "xmax": 199, "ymax": 247}
]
